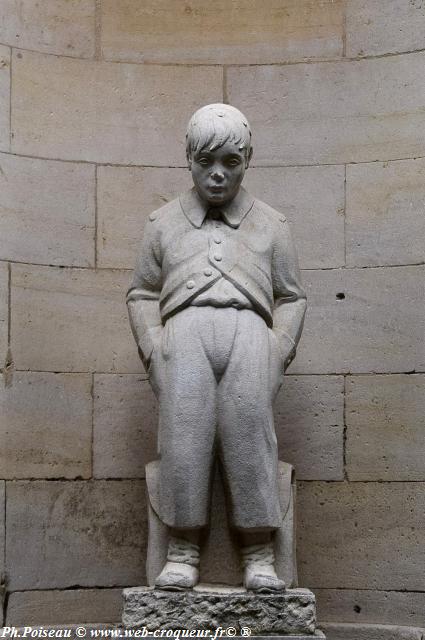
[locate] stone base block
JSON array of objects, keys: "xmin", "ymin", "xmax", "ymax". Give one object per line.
[{"xmin": 122, "ymin": 585, "xmax": 317, "ymax": 636}]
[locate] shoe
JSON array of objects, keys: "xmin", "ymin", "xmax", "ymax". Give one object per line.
[
  {"xmin": 241, "ymin": 542, "xmax": 286, "ymax": 593},
  {"xmin": 155, "ymin": 537, "xmax": 200, "ymax": 591}
]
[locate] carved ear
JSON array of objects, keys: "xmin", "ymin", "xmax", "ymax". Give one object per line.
[
  {"xmin": 186, "ymin": 152, "xmax": 192, "ymax": 170},
  {"xmin": 246, "ymin": 146, "xmax": 253, "ymax": 169}
]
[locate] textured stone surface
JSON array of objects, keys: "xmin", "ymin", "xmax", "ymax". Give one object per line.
[
  {"xmin": 346, "ymin": 0, "xmax": 425, "ymax": 57},
  {"xmin": 0, "ymin": 481, "xmax": 4, "ymax": 575},
  {"xmin": 0, "ymin": 262, "xmax": 7, "ymax": 366},
  {"xmin": 6, "ymin": 480, "xmax": 147, "ymax": 590},
  {"xmin": 6, "ymin": 589, "xmax": 123, "ymax": 625},
  {"xmin": 346, "ymin": 374, "xmax": 425, "ymax": 481},
  {"xmin": 297, "ymin": 481, "xmax": 425, "ymax": 590},
  {"xmin": 292, "ymin": 266, "xmax": 425, "ymax": 374},
  {"xmin": 315, "ymin": 588, "xmax": 425, "ymax": 626},
  {"xmin": 0, "ymin": 153, "xmax": 95, "ymax": 266},
  {"xmin": 228, "ymin": 53, "xmax": 425, "ymax": 165},
  {"xmin": 97, "ymin": 166, "xmax": 191, "ymax": 269},
  {"xmin": 122, "ymin": 586, "xmax": 316, "ymax": 634},
  {"xmin": 322, "ymin": 623, "xmax": 425, "ymax": 640},
  {"xmin": 0, "ymin": 372, "xmax": 92, "ymax": 479},
  {"xmin": 11, "ymin": 264, "xmax": 142, "ymax": 373},
  {"xmin": 346, "ymin": 159, "xmax": 425, "ymax": 267},
  {"xmin": 275, "ymin": 376, "xmax": 344, "ymax": 480},
  {"xmin": 101, "ymin": 0, "xmax": 343, "ymax": 64},
  {"xmin": 0, "ymin": 45, "xmax": 10, "ymax": 153},
  {"xmin": 93, "ymin": 374, "xmax": 158, "ymax": 478},
  {"xmin": 11, "ymin": 51, "xmax": 222, "ymax": 164},
  {"xmin": 0, "ymin": 0, "xmax": 95, "ymax": 58},
  {"xmin": 245, "ymin": 166, "xmax": 345, "ymax": 269}
]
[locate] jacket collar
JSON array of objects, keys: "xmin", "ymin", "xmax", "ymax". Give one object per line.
[{"xmin": 179, "ymin": 187, "xmax": 254, "ymax": 229}]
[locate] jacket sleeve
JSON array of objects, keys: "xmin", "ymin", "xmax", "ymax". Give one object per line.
[
  {"xmin": 271, "ymin": 219, "xmax": 307, "ymax": 370},
  {"xmin": 126, "ymin": 218, "xmax": 163, "ymax": 368}
]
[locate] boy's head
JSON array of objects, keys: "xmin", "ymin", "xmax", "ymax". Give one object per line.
[{"xmin": 186, "ymin": 104, "xmax": 253, "ymax": 206}]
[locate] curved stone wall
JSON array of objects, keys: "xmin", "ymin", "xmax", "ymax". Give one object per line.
[{"xmin": 0, "ymin": 0, "xmax": 424, "ymax": 628}]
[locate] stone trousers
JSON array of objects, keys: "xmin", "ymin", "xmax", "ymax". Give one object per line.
[{"xmin": 149, "ymin": 305, "xmax": 284, "ymax": 530}]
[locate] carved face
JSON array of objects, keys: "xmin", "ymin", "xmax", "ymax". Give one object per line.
[{"xmin": 189, "ymin": 140, "xmax": 252, "ymax": 206}]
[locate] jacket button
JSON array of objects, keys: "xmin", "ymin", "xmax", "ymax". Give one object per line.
[
  {"xmin": 186, "ymin": 280, "xmax": 195, "ymax": 289},
  {"xmin": 214, "ymin": 237, "xmax": 222, "ymax": 244},
  {"xmin": 214, "ymin": 254, "xmax": 222, "ymax": 261},
  {"xmin": 204, "ymin": 268, "xmax": 213, "ymax": 277}
]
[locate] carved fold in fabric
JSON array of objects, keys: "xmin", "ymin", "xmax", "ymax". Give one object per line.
[
  {"xmin": 241, "ymin": 542, "xmax": 276, "ymax": 569},
  {"xmin": 167, "ymin": 536, "xmax": 200, "ymax": 567}
]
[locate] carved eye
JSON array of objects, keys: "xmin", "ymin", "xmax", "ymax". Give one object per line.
[
  {"xmin": 198, "ymin": 157, "xmax": 210, "ymax": 166},
  {"xmin": 227, "ymin": 157, "xmax": 241, "ymax": 166}
]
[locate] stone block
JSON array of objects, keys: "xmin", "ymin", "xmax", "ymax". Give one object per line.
[
  {"xmin": 275, "ymin": 376, "xmax": 344, "ymax": 481},
  {"xmin": 122, "ymin": 586, "xmax": 316, "ymax": 635},
  {"xmin": 6, "ymin": 480, "xmax": 147, "ymax": 590},
  {"xmin": 0, "ymin": 153, "xmax": 95, "ymax": 267},
  {"xmin": 93, "ymin": 374, "xmax": 158, "ymax": 478},
  {"xmin": 346, "ymin": 0, "xmax": 425, "ymax": 57},
  {"xmin": 315, "ymin": 588, "xmax": 425, "ymax": 627},
  {"xmin": 227, "ymin": 53, "xmax": 425, "ymax": 165},
  {"xmin": 245, "ymin": 166, "xmax": 345, "ymax": 269},
  {"xmin": 0, "ymin": 0, "xmax": 95, "ymax": 58},
  {"xmin": 292, "ymin": 266, "xmax": 425, "ymax": 374},
  {"xmin": 97, "ymin": 167, "xmax": 191, "ymax": 269},
  {"xmin": 297, "ymin": 481, "xmax": 425, "ymax": 590},
  {"xmin": 101, "ymin": 0, "xmax": 343, "ymax": 64},
  {"xmin": 0, "ymin": 372, "xmax": 92, "ymax": 479},
  {"xmin": 322, "ymin": 623, "xmax": 424, "ymax": 640},
  {"xmin": 0, "ymin": 46, "xmax": 10, "ymax": 153},
  {"xmin": 11, "ymin": 264, "xmax": 142, "ymax": 373},
  {"xmin": 346, "ymin": 158, "xmax": 425, "ymax": 267},
  {"xmin": 0, "ymin": 262, "xmax": 8, "ymax": 367},
  {"xmin": 6, "ymin": 589, "xmax": 123, "ymax": 625},
  {"xmin": 11, "ymin": 51, "xmax": 222, "ymax": 164},
  {"xmin": 346, "ymin": 374, "xmax": 425, "ymax": 481}
]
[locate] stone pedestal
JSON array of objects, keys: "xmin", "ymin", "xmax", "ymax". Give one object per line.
[{"xmin": 122, "ymin": 585, "xmax": 325, "ymax": 638}]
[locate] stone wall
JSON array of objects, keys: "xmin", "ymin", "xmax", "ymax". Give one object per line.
[{"xmin": 0, "ymin": 0, "xmax": 424, "ymax": 628}]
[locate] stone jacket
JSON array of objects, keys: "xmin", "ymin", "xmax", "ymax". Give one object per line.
[{"xmin": 127, "ymin": 186, "xmax": 307, "ymax": 368}]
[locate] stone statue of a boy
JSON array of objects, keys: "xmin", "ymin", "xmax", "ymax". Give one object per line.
[{"xmin": 127, "ymin": 104, "xmax": 306, "ymax": 593}]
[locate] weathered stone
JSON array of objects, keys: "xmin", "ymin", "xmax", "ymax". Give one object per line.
[
  {"xmin": 346, "ymin": 159, "xmax": 425, "ymax": 267},
  {"xmin": 0, "ymin": 153, "xmax": 95, "ymax": 267},
  {"xmin": 227, "ymin": 53, "xmax": 425, "ymax": 165},
  {"xmin": 11, "ymin": 51, "xmax": 222, "ymax": 164},
  {"xmin": 297, "ymin": 481, "xmax": 425, "ymax": 590},
  {"xmin": 122, "ymin": 586, "xmax": 316, "ymax": 635},
  {"xmin": 346, "ymin": 374, "xmax": 425, "ymax": 481},
  {"xmin": 0, "ymin": 0, "xmax": 95, "ymax": 58},
  {"xmin": 11, "ymin": 264, "xmax": 142, "ymax": 373},
  {"xmin": 292, "ymin": 266, "xmax": 425, "ymax": 374},
  {"xmin": 0, "ymin": 372, "xmax": 92, "ymax": 479},
  {"xmin": 0, "ymin": 481, "xmax": 4, "ymax": 575},
  {"xmin": 275, "ymin": 376, "xmax": 344, "ymax": 481},
  {"xmin": 245, "ymin": 166, "xmax": 345, "ymax": 269},
  {"xmin": 315, "ymin": 588, "xmax": 425, "ymax": 627},
  {"xmin": 97, "ymin": 167, "xmax": 191, "ymax": 269},
  {"xmin": 101, "ymin": 0, "xmax": 343, "ymax": 64},
  {"xmin": 0, "ymin": 262, "xmax": 8, "ymax": 366},
  {"xmin": 93, "ymin": 374, "xmax": 158, "ymax": 478},
  {"xmin": 322, "ymin": 623, "xmax": 424, "ymax": 640},
  {"xmin": 6, "ymin": 480, "xmax": 147, "ymax": 590},
  {"xmin": 346, "ymin": 0, "xmax": 425, "ymax": 57},
  {"xmin": 0, "ymin": 46, "xmax": 10, "ymax": 153},
  {"xmin": 6, "ymin": 589, "xmax": 123, "ymax": 625}
]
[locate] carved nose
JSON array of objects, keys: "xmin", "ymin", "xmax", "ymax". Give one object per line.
[{"xmin": 211, "ymin": 170, "xmax": 224, "ymax": 182}]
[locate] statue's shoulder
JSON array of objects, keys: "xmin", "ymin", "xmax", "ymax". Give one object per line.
[
  {"xmin": 147, "ymin": 196, "xmax": 181, "ymax": 225},
  {"xmin": 252, "ymin": 196, "xmax": 287, "ymax": 226}
]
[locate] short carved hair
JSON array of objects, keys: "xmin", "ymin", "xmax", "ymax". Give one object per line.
[{"xmin": 186, "ymin": 103, "xmax": 252, "ymax": 160}]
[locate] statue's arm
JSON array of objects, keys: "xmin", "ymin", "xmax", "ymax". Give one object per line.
[
  {"xmin": 126, "ymin": 219, "xmax": 163, "ymax": 369},
  {"xmin": 271, "ymin": 219, "xmax": 307, "ymax": 370}
]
